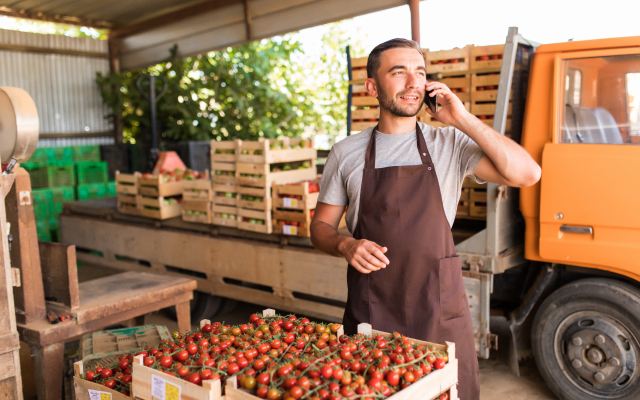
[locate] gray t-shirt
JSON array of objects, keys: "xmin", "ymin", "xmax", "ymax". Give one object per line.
[{"xmin": 319, "ymin": 122, "xmax": 486, "ymax": 232}]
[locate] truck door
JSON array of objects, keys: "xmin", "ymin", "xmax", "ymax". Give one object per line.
[{"xmin": 539, "ymin": 50, "xmax": 640, "ymax": 272}]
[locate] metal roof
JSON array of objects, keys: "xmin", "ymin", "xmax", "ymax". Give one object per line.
[{"xmin": 0, "ymin": 0, "xmax": 417, "ymax": 70}]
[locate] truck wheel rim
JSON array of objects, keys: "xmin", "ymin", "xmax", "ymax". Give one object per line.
[{"xmin": 554, "ymin": 310, "xmax": 639, "ymax": 398}]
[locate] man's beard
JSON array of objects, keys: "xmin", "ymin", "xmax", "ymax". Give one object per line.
[{"xmin": 376, "ymin": 84, "xmax": 423, "ymax": 118}]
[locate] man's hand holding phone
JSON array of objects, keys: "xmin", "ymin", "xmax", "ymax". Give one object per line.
[{"xmin": 424, "ymin": 81, "xmax": 470, "ymax": 126}]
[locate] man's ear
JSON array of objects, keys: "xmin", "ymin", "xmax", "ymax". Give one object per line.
[{"xmin": 365, "ymin": 78, "xmax": 378, "ymax": 98}]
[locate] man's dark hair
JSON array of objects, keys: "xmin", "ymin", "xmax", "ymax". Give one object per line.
[{"xmin": 366, "ymin": 38, "xmax": 422, "ymax": 80}]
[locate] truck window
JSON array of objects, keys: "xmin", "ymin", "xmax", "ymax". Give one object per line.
[{"xmin": 560, "ymin": 54, "xmax": 640, "ymax": 145}]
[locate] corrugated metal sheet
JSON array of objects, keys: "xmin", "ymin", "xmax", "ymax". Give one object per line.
[
  {"xmin": 38, "ymin": 137, "xmax": 115, "ymax": 148},
  {"xmin": 0, "ymin": 29, "xmax": 113, "ymax": 142}
]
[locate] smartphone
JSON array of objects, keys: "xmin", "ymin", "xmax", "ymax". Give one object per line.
[{"xmin": 424, "ymin": 88, "xmax": 440, "ymax": 115}]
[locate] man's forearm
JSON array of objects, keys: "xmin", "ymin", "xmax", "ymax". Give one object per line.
[
  {"xmin": 310, "ymin": 221, "xmax": 353, "ymax": 258},
  {"xmin": 454, "ymin": 113, "xmax": 537, "ymax": 185}
]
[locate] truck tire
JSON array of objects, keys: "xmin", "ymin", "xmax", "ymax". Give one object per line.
[
  {"xmin": 165, "ymin": 291, "xmax": 223, "ymax": 322},
  {"xmin": 532, "ymin": 278, "xmax": 640, "ymax": 400}
]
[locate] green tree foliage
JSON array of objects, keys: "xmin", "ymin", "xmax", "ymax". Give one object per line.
[{"xmin": 97, "ymin": 22, "xmax": 366, "ymax": 144}]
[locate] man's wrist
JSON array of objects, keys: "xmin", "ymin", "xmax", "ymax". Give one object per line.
[{"xmin": 336, "ymin": 236, "xmax": 353, "ymax": 257}]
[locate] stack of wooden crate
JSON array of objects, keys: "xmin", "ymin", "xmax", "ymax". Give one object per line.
[
  {"xmin": 236, "ymin": 138, "xmax": 317, "ymax": 234},
  {"xmin": 456, "ymin": 177, "xmax": 487, "ymax": 220},
  {"xmin": 115, "ymin": 171, "xmax": 140, "ymax": 216},
  {"xmin": 137, "ymin": 174, "xmax": 183, "ymax": 219},
  {"xmin": 349, "ymin": 56, "xmax": 380, "ymax": 133},
  {"xmin": 181, "ymin": 171, "xmax": 213, "ymax": 224},
  {"xmin": 470, "ymin": 44, "xmax": 511, "ymax": 133},
  {"xmin": 210, "ymin": 141, "xmax": 239, "ymax": 227}
]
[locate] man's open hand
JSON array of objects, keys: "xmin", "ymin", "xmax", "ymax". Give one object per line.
[
  {"xmin": 425, "ymin": 81, "xmax": 470, "ymax": 126},
  {"xmin": 340, "ymin": 238, "xmax": 390, "ymax": 274}
]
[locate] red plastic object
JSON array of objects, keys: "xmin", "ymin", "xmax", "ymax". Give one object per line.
[{"xmin": 152, "ymin": 151, "xmax": 186, "ymax": 175}]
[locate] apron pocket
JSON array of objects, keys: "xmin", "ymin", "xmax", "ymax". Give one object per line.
[{"xmin": 439, "ymin": 256, "xmax": 467, "ymax": 322}]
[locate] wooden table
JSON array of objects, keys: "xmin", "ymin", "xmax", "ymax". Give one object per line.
[{"xmin": 18, "ymin": 271, "xmax": 196, "ymax": 400}]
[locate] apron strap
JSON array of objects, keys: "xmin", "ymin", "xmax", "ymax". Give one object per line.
[{"xmin": 364, "ymin": 122, "xmax": 434, "ymax": 170}]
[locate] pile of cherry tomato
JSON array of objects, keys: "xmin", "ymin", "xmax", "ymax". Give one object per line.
[{"xmin": 81, "ymin": 312, "xmax": 451, "ymax": 400}]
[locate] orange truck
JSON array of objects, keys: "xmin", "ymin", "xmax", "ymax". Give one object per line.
[{"xmin": 455, "ymin": 27, "xmax": 640, "ymax": 399}]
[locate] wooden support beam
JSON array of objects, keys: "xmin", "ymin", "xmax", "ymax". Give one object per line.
[
  {"xmin": 38, "ymin": 131, "xmax": 114, "ymax": 140},
  {"xmin": 0, "ymin": 7, "xmax": 112, "ymax": 30},
  {"xmin": 110, "ymin": 0, "xmax": 241, "ymax": 39},
  {"xmin": 409, "ymin": 0, "xmax": 420, "ymax": 45},
  {"xmin": 38, "ymin": 242, "xmax": 80, "ymax": 310},
  {"xmin": 243, "ymin": 0, "xmax": 252, "ymax": 40}
]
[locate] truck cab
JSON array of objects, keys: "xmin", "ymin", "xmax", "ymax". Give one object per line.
[{"xmin": 519, "ymin": 35, "xmax": 640, "ymax": 400}]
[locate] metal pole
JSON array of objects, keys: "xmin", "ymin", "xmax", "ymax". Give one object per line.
[
  {"xmin": 346, "ymin": 45, "xmax": 353, "ymax": 136},
  {"xmin": 150, "ymin": 77, "xmax": 158, "ymax": 156}
]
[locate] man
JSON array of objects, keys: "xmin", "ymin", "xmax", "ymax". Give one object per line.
[{"xmin": 310, "ymin": 38, "xmax": 541, "ymax": 399}]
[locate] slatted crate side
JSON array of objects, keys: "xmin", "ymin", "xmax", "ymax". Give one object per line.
[
  {"xmin": 351, "ymin": 121, "xmax": 377, "ymax": 132},
  {"xmin": 138, "ymin": 175, "xmax": 184, "ymax": 197},
  {"xmin": 211, "ymin": 161, "xmax": 236, "ymax": 185},
  {"xmin": 132, "ymin": 355, "xmax": 221, "ymax": 400},
  {"xmin": 182, "ymin": 200, "xmax": 212, "ymax": 224},
  {"xmin": 469, "ymin": 188, "xmax": 487, "ymax": 218},
  {"xmin": 73, "ymin": 362, "xmax": 131, "ymax": 400},
  {"xmin": 358, "ymin": 324, "xmax": 459, "ymax": 400},
  {"xmin": 236, "ymin": 138, "xmax": 315, "ymax": 164},
  {"xmin": 238, "ymin": 186, "xmax": 271, "ymax": 211},
  {"xmin": 272, "ymin": 182, "xmax": 319, "ymax": 211},
  {"xmin": 470, "ymin": 73, "xmax": 501, "ymax": 102},
  {"xmin": 470, "ymin": 44, "xmax": 504, "ymax": 72},
  {"xmin": 182, "ymin": 177, "xmax": 213, "ymax": 201},
  {"xmin": 272, "ymin": 209, "xmax": 312, "ymax": 237},
  {"xmin": 115, "ymin": 171, "xmax": 139, "ymax": 195},
  {"xmin": 210, "ymin": 139, "xmax": 238, "ymax": 163},
  {"xmin": 471, "ymin": 102, "xmax": 512, "ymax": 117},
  {"xmin": 212, "ymin": 184, "xmax": 239, "ymax": 206},
  {"xmin": 426, "ymin": 45, "xmax": 471, "ymax": 74},
  {"xmin": 117, "ymin": 202, "xmax": 140, "ymax": 216},
  {"xmin": 212, "ymin": 204, "xmax": 239, "ymax": 227},
  {"xmin": 352, "ymin": 96, "xmax": 379, "ymax": 107},
  {"xmin": 351, "ymin": 108, "xmax": 380, "ymax": 120},
  {"xmin": 352, "ymin": 83, "xmax": 367, "ymax": 94},
  {"xmin": 435, "ymin": 75, "xmax": 471, "ymax": 102},
  {"xmin": 238, "ymin": 207, "xmax": 272, "ymax": 234},
  {"xmin": 138, "ymin": 196, "xmax": 182, "ymax": 220},
  {"xmin": 236, "ymin": 163, "xmax": 317, "ymax": 188}
]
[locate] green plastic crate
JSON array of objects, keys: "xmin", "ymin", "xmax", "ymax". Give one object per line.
[
  {"xmin": 33, "ymin": 187, "xmax": 75, "ymax": 203},
  {"xmin": 48, "ymin": 216, "xmax": 59, "ymax": 231},
  {"xmin": 72, "ymin": 146, "xmax": 101, "ymax": 163},
  {"xmin": 76, "ymin": 162, "xmax": 108, "ymax": 185},
  {"xmin": 36, "ymin": 219, "xmax": 51, "ymax": 242},
  {"xmin": 34, "ymin": 202, "xmax": 57, "ymax": 219},
  {"xmin": 107, "ymin": 181, "xmax": 116, "ymax": 197},
  {"xmin": 77, "ymin": 183, "xmax": 107, "ymax": 201},
  {"xmin": 45, "ymin": 147, "xmax": 74, "ymax": 166},
  {"xmin": 29, "ymin": 166, "xmax": 76, "ymax": 188},
  {"xmin": 21, "ymin": 148, "xmax": 49, "ymax": 169},
  {"xmin": 31, "ymin": 189, "xmax": 49, "ymax": 204}
]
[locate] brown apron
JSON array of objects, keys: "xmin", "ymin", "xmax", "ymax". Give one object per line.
[{"xmin": 342, "ymin": 123, "xmax": 480, "ymax": 399}]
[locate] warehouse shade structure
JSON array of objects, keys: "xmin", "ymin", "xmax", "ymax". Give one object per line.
[{"xmin": 0, "ymin": 0, "xmax": 422, "ymax": 71}]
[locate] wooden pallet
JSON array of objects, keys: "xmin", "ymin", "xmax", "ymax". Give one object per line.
[
  {"xmin": 470, "ymin": 44, "xmax": 504, "ymax": 72},
  {"xmin": 211, "ymin": 161, "xmax": 236, "ymax": 185},
  {"xmin": 210, "ymin": 139, "xmax": 237, "ymax": 163},
  {"xmin": 236, "ymin": 138, "xmax": 315, "ymax": 164},
  {"xmin": 238, "ymin": 207, "xmax": 271, "ymax": 234},
  {"xmin": 73, "ymin": 361, "xmax": 130, "ymax": 400},
  {"xmin": 212, "ymin": 204, "xmax": 238, "ymax": 228},
  {"xmin": 182, "ymin": 173, "xmax": 212, "ymax": 201},
  {"xmin": 212, "ymin": 183, "xmax": 238, "ymax": 207},
  {"xmin": 425, "ymin": 46, "xmax": 471, "ymax": 74},
  {"xmin": 181, "ymin": 200, "xmax": 212, "ymax": 224}
]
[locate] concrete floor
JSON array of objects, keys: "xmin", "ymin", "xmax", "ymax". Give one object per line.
[{"xmin": 78, "ymin": 265, "xmax": 559, "ymax": 399}]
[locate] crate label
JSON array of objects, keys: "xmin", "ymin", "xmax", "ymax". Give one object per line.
[
  {"xmin": 283, "ymin": 198, "xmax": 298, "ymax": 208},
  {"xmin": 151, "ymin": 374, "xmax": 181, "ymax": 400},
  {"xmin": 88, "ymin": 390, "xmax": 111, "ymax": 400},
  {"xmin": 283, "ymin": 225, "xmax": 297, "ymax": 235}
]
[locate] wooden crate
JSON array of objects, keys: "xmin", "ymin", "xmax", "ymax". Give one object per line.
[
  {"xmin": 182, "ymin": 173, "xmax": 212, "ymax": 201},
  {"xmin": 212, "ymin": 204, "xmax": 238, "ymax": 228},
  {"xmin": 272, "ymin": 209, "xmax": 312, "ymax": 237},
  {"xmin": 210, "ymin": 140, "xmax": 237, "ymax": 163},
  {"xmin": 272, "ymin": 181, "xmax": 319, "ymax": 211},
  {"xmin": 236, "ymin": 138, "xmax": 315, "ymax": 164},
  {"xmin": 139, "ymin": 196, "xmax": 182, "ymax": 220},
  {"xmin": 351, "ymin": 107, "xmax": 380, "ymax": 120},
  {"xmin": 350, "ymin": 56, "xmax": 368, "ymax": 82},
  {"xmin": 238, "ymin": 186, "xmax": 271, "ymax": 211},
  {"xmin": 238, "ymin": 207, "xmax": 271, "ymax": 234},
  {"xmin": 211, "ymin": 161, "xmax": 236, "ymax": 185},
  {"xmin": 212, "ymin": 184, "xmax": 238, "ymax": 207},
  {"xmin": 132, "ymin": 355, "xmax": 221, "ymax": 400},
  {"xmin": 73, "ymin": 361, "xmax": 131, "ymax": 400},
  {"xmin": 351, "ymin": 121, "xmax": 377, "ymax": 132},
  {"xmin": 236, "ymin": 162, "xmax": 316, "ymax": 188},
  {"xmin": 138, "ymin": 175, "xmax": 184, "ymax": 198},
  {"xmin": 426, "ymin": 46, "xmax": 471, "ymax": 74},
  {"xmin": 352, "ymin": 96, "xmax": 379, "ymax": 107},
  {"xmin": 471, "ymin": 101, "xmax": 512, "ymax": 117},
  {"xmin": 470, "ymin": 44, "xmax": 504, "ymax": 72},
  {"xmin": 457, "ymin": 178, "xmax": 487, "ymax": 220},
  {"xmin": 435, "ymin": 74, "xmax": 471, "ymax": 102},
  {"xmin": 471, "ymin": 73, "xmax": 501, "ymax": 103},
  {"xmin": 115, "ymin": 171, "xmax": 139, "ymax": 195},
  {"xmin": 181, "ymin": 200, "xmax": 212, "ymax": 224}
]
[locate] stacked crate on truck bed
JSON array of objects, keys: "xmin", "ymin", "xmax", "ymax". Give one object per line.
[
  {"xmin": 236, "ymin": 138, "xmax": 317, "ymax": 234},
  {"xmin": 181, "ymin": 171, "xmax": 213, "ymax": 224},
  {"xmin": 210, "ymin": 140, "xmax": 239, "ymax": 227}
]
